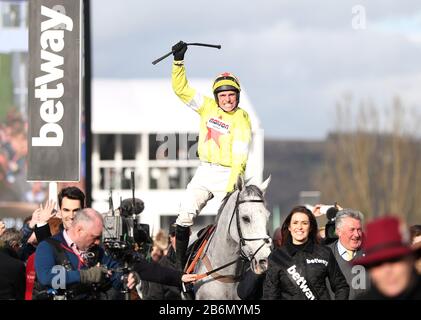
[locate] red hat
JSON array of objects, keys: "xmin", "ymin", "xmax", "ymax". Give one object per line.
[{"xmin": 353, "ymin": 216, "xmax": 416, "ymax": 267}]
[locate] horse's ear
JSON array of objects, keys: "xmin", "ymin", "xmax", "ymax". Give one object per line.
[
  {"xmin": 259, "ymin": 175, "xmax": 271, "ymax": 194},
  {"xmin": 236, "ymin": 175, "xmax": 245, "ymax": 191},
  {"xmin": 244, "ymin": 177, "xmax": 253, "ymax": 185}
]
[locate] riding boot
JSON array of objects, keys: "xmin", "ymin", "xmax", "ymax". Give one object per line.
[{"xmin": 175, "ymin": 225, "xmax": 190, "ymax": 272}]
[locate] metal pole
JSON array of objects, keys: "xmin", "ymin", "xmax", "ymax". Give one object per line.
[
  {"xmin": 83, "ymin": 0, "xmax": 92, "ymax": 206},
  {"xmin": 49, "ymin": 182, "xmax": 58, "ymax": 205}
]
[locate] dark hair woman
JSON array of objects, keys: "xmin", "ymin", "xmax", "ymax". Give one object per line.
[{"xmin": 263, "ymin": 206, "xmax": 349, "ymax": 300}]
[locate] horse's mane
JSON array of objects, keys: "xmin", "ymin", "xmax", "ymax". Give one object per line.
[
  {"xmin": 216, "ymin": 191, "xmax": 235, "ymax": 217},
  {"xmin": 215, "ymin": 185, "xmax": 265, "ymax": 224}
]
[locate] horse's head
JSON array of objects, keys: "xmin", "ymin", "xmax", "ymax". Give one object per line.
[{"xmin": 226, "ymin": 176, "xmax": 272, "ymax": 272}]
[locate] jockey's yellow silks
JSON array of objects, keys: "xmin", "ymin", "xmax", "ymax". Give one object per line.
[{"xmin": 172, "ymin": 61, "xmax": 251, "ymax": 192}]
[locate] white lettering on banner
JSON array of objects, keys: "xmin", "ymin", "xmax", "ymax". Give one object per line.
[
  {"xmin": 32, "ymin": 5, "xmax": 73, "ymax": 147},
  {"xmin": 286, "ymin": 265, "xmax": 316, "ymax": 300}
]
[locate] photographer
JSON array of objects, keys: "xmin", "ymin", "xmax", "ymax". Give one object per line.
[
  {"xmin": 312, "ymin": 204, "xmax": 341, "ymax": 245},
  {"xmin": 35, "ymin": 209, "xmax": 124, "ymax": 299},
  {"xmin": 34, "ymin": 208, "xmax": 196, "ymax": 300}
]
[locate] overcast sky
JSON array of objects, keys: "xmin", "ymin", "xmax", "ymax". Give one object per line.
[{"xmin": 92, "ymin": 0, "xmax": 421, "ymax": 139}]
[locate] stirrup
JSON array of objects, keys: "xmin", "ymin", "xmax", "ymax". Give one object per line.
[{"xmin": 181, "ymin": 283, "xmax": 195, "ymax": 300}]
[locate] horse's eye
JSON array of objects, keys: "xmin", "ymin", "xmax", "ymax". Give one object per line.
[{"xmin": 242, "ymin": 216, "xmax": 251, "ymax": 223}]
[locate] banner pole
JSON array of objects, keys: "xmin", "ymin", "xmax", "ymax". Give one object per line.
[{"xmin": 49, "ymin": 182, "xmax": 58, "ymax": 204}]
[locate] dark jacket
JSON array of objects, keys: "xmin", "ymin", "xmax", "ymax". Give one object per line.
[
  {"xmin": 0, "ymin": 246, "xmax": 26, "ymax": 300},
  {"xmin": 237, "ymin": 268, "xmax": 265, "ymax": 300},
  {"xmin": 327, "ymin": 240, "xmax": 368, "ymax": 299},
  {"xmin": 17, "ymin": 243, "xmax": 36, "ymax": 263},
  {"xmin": 356, "ymin": 272, "xmax": 421, "ymax": 300},
  {"xmin": 34, "ymin": 223, "xmax": 56, "ymax": 242},
  {"xmin": 18, "ymin": 223, "xmax": 64, "ymax": 263},
  {"xmin": 263, "ymin": 237, "xmax": 349, "ymax": 300},
  {"xmin": 18, "ymin": 223, "xmax": 36, "ymax": 262},
  {"xmin": 132, "ymin": 258, "xmax": 183, "ymax": 290},
  {"xmin": 143, "ymin": 247, "xmax": 182, "ymax": 300}
]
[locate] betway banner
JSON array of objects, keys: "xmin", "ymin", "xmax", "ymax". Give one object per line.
[{"xmin": 28, "ymin": 0, "xmax": 81, "ymax": 181}]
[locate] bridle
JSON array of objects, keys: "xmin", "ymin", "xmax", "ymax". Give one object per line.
[
  {"xmin": 197, "ymin": 190, "xmax": 270, "ymax": 281},
  {"xmin": 228, "ymin": 190, "xmax": 271, "ymax": 262}
]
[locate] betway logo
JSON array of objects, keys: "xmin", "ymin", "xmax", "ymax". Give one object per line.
[
  {"xmin": 306, "ymin": 258, "xmax": 328, "ymax": 266},
  {"xmin": 287, "ymin": 265, "xmax": 316, "ymax": 300},
  {"xmin": 32, "ymin": 5, "xmax": 73, "ymax": 147}
]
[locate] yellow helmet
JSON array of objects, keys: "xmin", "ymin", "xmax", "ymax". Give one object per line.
[
  {"xmin": 212, "ymin": 72, "xmax": 241, "ymax": 94},
  {"xmin": 212, "ymin": 72, "xmax": 241, "ymax": 106}
]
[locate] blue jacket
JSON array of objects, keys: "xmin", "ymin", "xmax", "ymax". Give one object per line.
[{"xmin": 34, "ymin": 231, "xmax": 122, "ymax": 290}]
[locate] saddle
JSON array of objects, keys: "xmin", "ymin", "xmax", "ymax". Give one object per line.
[
  {"xmin": 184, "ymin": 224, "xmax": 245, "ymax": 285},
  {"xmin": 184, "ymin": 224, "xmax": 215, "ymax": 274}
]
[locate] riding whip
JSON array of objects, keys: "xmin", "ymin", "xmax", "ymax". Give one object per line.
[{"xmin": 152, "ymin": 43, "xmax": 221, "ymax": 65}]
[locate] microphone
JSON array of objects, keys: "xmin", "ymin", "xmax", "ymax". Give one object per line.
[
  {"xmin": 119, "ymin": 198, "xmax": 144, "ymax": 216},
  {"xmin": 326, "ymin": 207, "xmax": 339, "ymax": 222}
]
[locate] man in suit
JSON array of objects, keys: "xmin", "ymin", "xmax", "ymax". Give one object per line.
[{"xmin": 327, "ymin": 208, "xmax": 368, "ymax": 299}]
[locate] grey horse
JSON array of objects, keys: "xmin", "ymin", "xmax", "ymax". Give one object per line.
[{"xmin": 193, "ymin": 176, "xmax": 272, "ymax": 300}]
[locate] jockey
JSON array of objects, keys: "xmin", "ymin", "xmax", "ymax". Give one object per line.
[{"xmin": 171, "ymin": 41, "xmax": 252, "ymax": 271}]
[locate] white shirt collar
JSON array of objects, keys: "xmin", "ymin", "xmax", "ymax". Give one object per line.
[
  {"xmin": 337, "ymin": 239, "xmax": 349, "ymax": 257},
  {"xmin": 63, "ymin": 229, "xmax": 75, "ymax": 248}
]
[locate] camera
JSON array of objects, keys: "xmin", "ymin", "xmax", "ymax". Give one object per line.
[
  {"xmin": 323, "ymin": 205, "xmax": 339, "ymax": 245},
  {"xmin": 101, "ymin": 195, "xmax": 153, "ymax": 300},
  {"xmin": 319, "ymin": 205, "xmax": 335, "ymax": 215},
  {"xmin": 101, "ymin": 171, "xmax": 152, "ymax": 258},
  {"xmin": 102, "ymin": 196, "xmax": 152, "ymax": 260},
  {"xmin": 102, "ymin": 198, "xmax": 143, "ymax": 243},
  {"xmin": 100, "ymin": 172, "xmax": 153, "ymax": 300}
]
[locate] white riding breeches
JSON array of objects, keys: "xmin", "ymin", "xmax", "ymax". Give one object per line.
[{"xmin": 176, "ymin": 162, "xmax": 231, "ymax": 227}]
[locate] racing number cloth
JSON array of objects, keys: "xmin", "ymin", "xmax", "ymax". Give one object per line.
[{"xmin": 172, "ymin": 61, "xmax": 252, "ymax": 192}]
